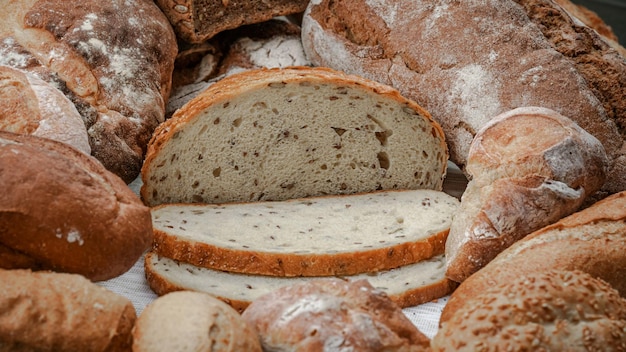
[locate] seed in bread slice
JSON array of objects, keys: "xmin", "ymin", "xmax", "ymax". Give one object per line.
[
  {"xmin": 141, "ymin": 66, "xmax": 448, "ymax": 206},
  {"xmin": 144, "ymin": 251, "xmax": 456, "ymax": 313},
  {"xmin": 151, "ymin": 189, "xmax": 459, "ymax": 277}
]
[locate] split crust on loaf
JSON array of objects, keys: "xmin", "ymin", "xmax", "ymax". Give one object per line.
[
  {"xmin": 144, "ymin": 251, "xmax": 456, "ymax": 313},
  {"xmin": 141, "ymin": 66, "xmax": 448, "ymax": 206}
]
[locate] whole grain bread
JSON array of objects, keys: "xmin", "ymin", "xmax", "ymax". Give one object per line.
[
  {"xmin": 431, "ymin": 270, "xmax": 626, "ymax": 351},
  {"xmin": 133, "ymin": 291, "xmax": 262, "ymax": 352},
  {"xmin": 151, "ymin": 189, "xmax": 458, "ymax": 277},
  {"xmin": 242, "ymin": 278, "xmax": 431, "ymax": 352},
  {"xmin": 445, "ymin": 107, "xmax": 608, "ymax": 283},
  {"xmin": 440, "ymin": 190, "xmax": 626, "ymax": 324},
  {"xmin": 142, "ymin": 66, "xmax": 448, "ymax": 206},
  {"xmin": 0, "ymin": 0, "xmax": 177, "ymax": 183},
  {"xmin": 153, "ymin": 0, "xmax": 309, "ymax": 43},
  {"xmin": 0, "ymin": 65, "xmax": 90, "ymax": 154},
  {"xmin": 144, "ymin": 251, "xmax": 456, "ymax": 313},
  {"xmin": 0, "ymin": 131, "xmax": 153, "ymax": 281},
  {"xmin": 0, "ymin": 269, "xmax": 136, "ymax": 352},
  {"xmin": 301, "ymin": 0, "xmax": 626, "ymax": 194}
]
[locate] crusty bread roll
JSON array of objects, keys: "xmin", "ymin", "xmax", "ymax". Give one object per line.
[
  {"xmin": 242, "ymin": 278, "xmax": 431, "ymax": 352},
  {"xmin": 0, "ymin": 0, "xmax": 177, "ymax": 183},
  {"xmin": 0, "ymin": 131, "xmax": 152, "ymax": 281},
  {"xmin": 440, "ymin": 190, "xmax": 626, "ymax": 324},
  {"xmin": 0, "ymin": 65, "xmax": 90, "ymax": 154},
  {"xmin": 431, "ymin": 270, "xmax": 626, "ymax": 351},
  {"xmin": 154, "ymin": 0, "xmax": 309, "ymax": 43},
  {"xmin": 0, "ymin": 269, "xmax": 136, "ymax": 352},
  {"xmin": 141, "ymin": 66, "xmax": 448, "ymax": 206},
  {"xmin": 132, "ymin": 291, "xmax": 262, "ymax": 352},
  {"xmin": 301, "ymin": 0, "xmax": 626, "ymax": 194},
  {"xmin": 445, "ymin": 107, "xmax": 608, "ymax": 283}
]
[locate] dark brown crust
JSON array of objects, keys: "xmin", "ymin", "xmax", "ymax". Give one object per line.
[{"xmin": 0, "ymin": 131, "xmax": 153, "ymax": 281}]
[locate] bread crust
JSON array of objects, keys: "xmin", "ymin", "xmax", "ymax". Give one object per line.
[
  {"xmin": 0, "ymin": 131, "xmax": 153, "ymax": 281},
  {"xmin": 0, "ymin": 269, "xmax": 136, "ymax": 352},
  {"xmin": 440, "ymin": 190, "xmax": 626, "ymax": 324}
]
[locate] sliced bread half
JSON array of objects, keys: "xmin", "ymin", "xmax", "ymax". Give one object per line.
[
  {"xmin": 144, "ymin": 251, "xmax": 456, "ymax": 313},
  {"xmin": 141, "ymin": 66, "xmax": 448, "ymax": 206},
  {"xmin": 151, "ymin": 189, "xmax": 459, "ymax": 277}
]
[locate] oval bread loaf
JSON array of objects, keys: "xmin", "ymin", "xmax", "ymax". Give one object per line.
[
  {"xmin": 141, "ymin": 66, "xmax": 448, "ymax": 206},
  {"xmin": 0, "ymin": 131, "xmax": 153, "ymax": 281}
]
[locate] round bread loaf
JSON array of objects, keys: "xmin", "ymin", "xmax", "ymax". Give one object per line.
[
  {"xmin": 132, "ymin": 291, "xmax": 262, "ymax": 352},
  {"xmin": 431, "ymin": 270, "xmax": 626, "ymax": 351},
  {"xmin": 241, "ymin": 278, "xmax": 431, "ymax": 352},
  {"xmin": 0, "ymin": 269, "xmax": 136, "ymax": 352},
  {"xmin": 0, "ymin": 131, "xmax": 152, "ymax": 281}
]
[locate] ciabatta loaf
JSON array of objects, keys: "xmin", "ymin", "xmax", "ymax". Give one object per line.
[
  {"xmin": 0, "ymin": 131, "xmax": 153, "ymax": 281},
  {"xmin": 301, "ymin": 0, "xmax": 626, "ymax": 194},
  {"xmin": 432, "ymin": 270, "xmax": 626, "ymax": 351},
  {"xmin": 0, "ymin": 0, "xmax": 177, "ymax": 183},
  {"xmin": 151, "ymin": 189, "xmax": 459, "ymax": 277},
  {"xmin": 445, "ymin": 107, "xmax": 608, "ymax": 282},
  {"xmin": 133, "ymin": 291, "xmax": 262, "ymax": 352},
  {"xmin": 440, "ymin": 190, "xmax": 626, "ymax": 324},
  {"xmin": 242, "ymin": 278, "xmax": 430, "ymax": 352},
  {"xmin": 141, "ymin": 67, "xmax": 448, "ymax": 206},
  {"xmin": 0, "ymin": 269, "xmax": 136, "ymax": 352},
  {"xmin": 145, "ymin": 252, "xmax": 455, "ymax": 313}
]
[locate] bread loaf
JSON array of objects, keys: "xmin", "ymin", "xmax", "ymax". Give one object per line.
[
  {"xmin": 440, "ymin": 190, "xmax": 626, "ymax": 323},
  {"xmin": 301, "ymin": 0, "xmax": 626, "ymax": 194},
  {"xmin": 141, "ymin": 66, "xmax": 448, "ymax": 206},
  {"xmin": 431, "ymin": 270, "xmax": 626, "ymax": 351},
  {"xmin": 153, "ymin": 0, "xmax": 309, "ymax": 43},
  {"xmin": 132, "ymin": 291, "xmax": 262, "ymax": 352},
  {"xmin": 151, "ymin": 189, "xmax": 458, "ymax": 277},
  {"xmin": 242, "ymin": 278, "xmax": 431, "ymax": 352},
  {"xmin": 0, "ymin": 0, "xmax": 177, "ymax": 183},
  {"xmin": 445, "ymin": 107, "xmax": 608, "ymax": 283},
  {"xmin": 0, "ymin": 65, "xmax": 90, "ymax": 154},
  {"xmin": 144, "ymin": 251, "xmax": 455, "ymax": 313},
  {"xmin": 0, "ymin": 269, "xmax": 136, "ymax": 352},
  {"xmin": 0, "ymin": 131, "xmax": 153, "ymax": 281}
]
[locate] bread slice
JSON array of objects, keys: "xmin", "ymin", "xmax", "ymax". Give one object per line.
[
  {"xmin": 151, "ymin": 189, "xmax": 459, "ymax": 277},
  {"xmin": 144, "ymin": 251, "xmax": 456, "ymax": 313},
  {"xmin": 141, "ymin": 66, "xmax": 448, "ymax": 207}
]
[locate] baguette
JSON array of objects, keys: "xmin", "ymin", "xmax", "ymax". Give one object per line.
[
  {"xmin": 0, "ymin": 269, "xmax": 136, "ymax": 352},
  {"xmin": 141, "ymin": 66, "xmax": 448, "ymax": 206},
  {"xmin": 151, "ymin": 189, "xmax": 459, "ymax": 277},
  {"xmin": 144, "ymin": 251, "xmax": 456, "ymax": 313},
  {"xmin": 440, "ymin": 190, "xmax": 626, "ymax": 324}
]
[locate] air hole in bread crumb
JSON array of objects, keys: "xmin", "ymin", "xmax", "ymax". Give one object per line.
[
  {"xmin": 253, "ymin": 102, "xmax": 267, "ymax": 109},
  {"xmin": 377, "ymin": 152, "xmax": 390, "ymax": 170},
  {"xmin": 191, "ymin": 181, "xmax": 199, "ymax": 189},
  {"xmin": 375, "ymin": 130, "xmax": 392, "ymax": 146},
  {"xmin": 213, "ymin": 167, "xmax": 221, "ymax": 177},
  {"xmin": 232, "ymin": 118, "xmax": 242, "ymax": 127},
  {"xmin": 192, "ymin": 195, "xmax": 203, "ymax": 203},
  {"xmin": 320, "ymin": 164, "xmax": 327, "ymax": 170},
  {"xmin": 213, "ymin": 117, "xmax": 220, "ymax": 124},
  {"xmin": 422, "ymin": 150, "xmax": 429, "ymax": 158},
  {"xmin": 332, "ymin": 127, "xmax": 346, "ymax": 136}
]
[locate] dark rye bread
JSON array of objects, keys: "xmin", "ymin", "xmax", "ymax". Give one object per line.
[
  {"xmin": 151, "ymin": 189, "xmax": 459, "ymax": 277},
  {"xmin": 141, "ymin": 66, "xmax": 448, "ymax": 206},
  {"xmin": 0, "ymin": 0, "xmax": 177, "ymax": 183},
  {"xmin": 154, "ymin": 0, "xmax": 309, "ymax": 43},
  {"xmin": 301, "ymin": 0, "xmax": 626, "ymax": 194}
]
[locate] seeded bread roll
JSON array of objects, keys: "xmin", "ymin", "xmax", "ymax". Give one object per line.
[
  {"xmin": 0, "ymin": 65, "xmax": 90, "ymax": 154},
  {"xmin": 144, "ymin": 252, "xmax": 455, "ymax": 313},
  {"xmin": 133, "ymin": 291, "xmax": 262, "ymax": 352},
  {"xmin": 153, "ymin": 0, "xmax": 309, "ymax": 43},
  {"xmin": 141, "ymin": 66, "xmax": 448, "ymax": 206},
  {"xmin": 0, "ymin": 131, "xmax": 153, "ymax": 281},
  {"xmin": 301, "ymin": 0, "xmax": 626, "ymax": 194},
  {"xmin": 445, "ymin": 107, "xmax": 608, "ymax": 283},
  {"xmin": 431, "ymin": 270, "xmax": 626, "ymax": 351},
  {"xmin": 242, "ymin": 278, "xmax": 431, "ymax": 352},
  {"xmin": 0, "ymin": 269, "xmax": 136, "ymax": 352},
  {"xmin": 440, "ymin": 190, "xmax": 626, "ymax": 324}
]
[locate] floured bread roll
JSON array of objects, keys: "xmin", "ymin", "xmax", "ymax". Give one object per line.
[
  {"xmin": 0, "ymin": 0, "xmax": 177, "ymax": 183},
  {"xmin": 0, "ymin": 65, "xmax": 90, "ymax": 154},
  {"xmin": 444, "ymin": 107, "xmax": 608, "ymax": 283},
  {"xmin": 242, "ymin": 278, "xmax": 431, "ymax": 352}
]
